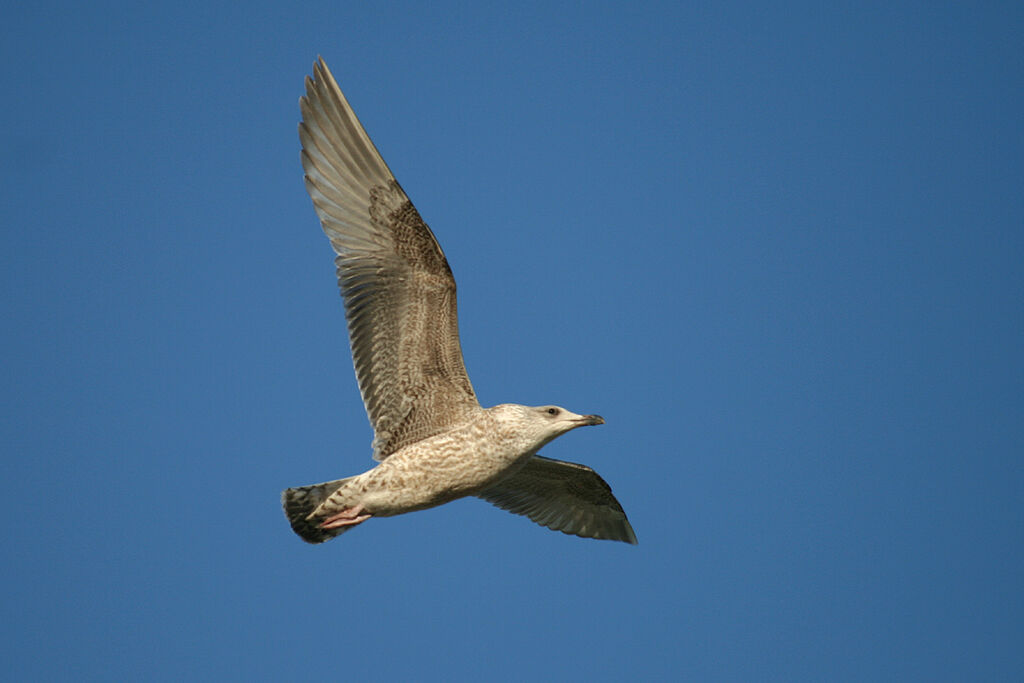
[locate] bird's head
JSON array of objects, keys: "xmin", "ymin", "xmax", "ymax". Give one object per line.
[{"xmin": 492, "ymin": 404, "xmax": 605, "ymax": 450}]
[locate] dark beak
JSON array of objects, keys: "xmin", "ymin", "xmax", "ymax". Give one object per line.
[{"xmin": 580, "ymin": 414, "xmax": 605, "ymax": 426}]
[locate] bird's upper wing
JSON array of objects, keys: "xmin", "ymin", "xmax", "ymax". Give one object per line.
[
  {"xmin": 476, "ymin": 455, "xmax": 638, "ymax": 544},
  {"xmin": 300, "ymin": 58, "xmax": 480, "ymax": 460}
]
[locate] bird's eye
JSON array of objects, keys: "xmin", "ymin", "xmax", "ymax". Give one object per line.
[{"xmin": 546, "ymin": 407, "xmax": 559, "ymax": 416}]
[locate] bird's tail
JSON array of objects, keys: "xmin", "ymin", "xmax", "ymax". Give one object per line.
[{"xmin": 281, "ymin": 477, "xmax": 355, "ymax": 544}]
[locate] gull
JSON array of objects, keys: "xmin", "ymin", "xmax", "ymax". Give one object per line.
[{"xmin": 281, "ymin": 58, "xmax": 637, "ymax": 545}]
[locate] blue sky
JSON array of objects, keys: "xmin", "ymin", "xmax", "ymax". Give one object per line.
[{"xmin": 2, "ymin": 1, "xmax": 1022, "ymax": 680}]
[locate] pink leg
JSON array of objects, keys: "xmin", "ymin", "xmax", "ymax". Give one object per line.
[{"xmin": 319, "ymin": 503, "xmax": 372, "ymax": 530}]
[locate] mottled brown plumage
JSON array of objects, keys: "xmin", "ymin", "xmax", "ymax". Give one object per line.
[{"xmin": 282, "ymin": 58, "xmax": 636, "ymax": 545}]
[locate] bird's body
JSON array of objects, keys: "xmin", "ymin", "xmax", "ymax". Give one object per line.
[{"xmin": 282, "ymin": 58, "xmax": 637, "ymax": 545}]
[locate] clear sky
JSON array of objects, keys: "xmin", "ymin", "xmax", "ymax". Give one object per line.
[{"xmin": 2, "ymin": 1, "xmax": 1022, "ymax": 680}]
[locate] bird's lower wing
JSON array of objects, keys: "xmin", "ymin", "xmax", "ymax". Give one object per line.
[{"xmin": 476, "ymin": 455, "xmax": 637, "ymax": 544}]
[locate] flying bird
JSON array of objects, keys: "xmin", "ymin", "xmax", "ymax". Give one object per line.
[{"xmin": 282, "ymin": 58, "xmax": 637, "ymax": 545}]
